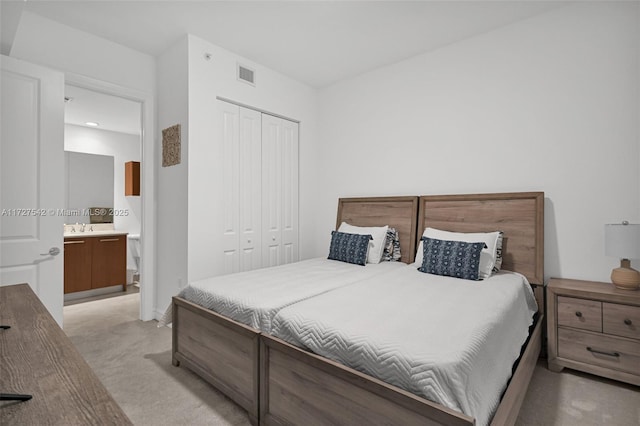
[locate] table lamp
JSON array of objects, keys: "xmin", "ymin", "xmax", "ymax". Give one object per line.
[{"xmin": 605, "ymin": 221, "xmax": 640, "ymax": 290}]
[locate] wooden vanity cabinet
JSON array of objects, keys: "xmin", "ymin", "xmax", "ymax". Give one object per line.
[
  {"xmin": 64, "ymin": 234, "xmax": 127, "ymax": 294},
  {"xmin": 91, "ymin": 235, "xmax": 127, "ymax": 290},
  {"xmin": 63, "ymin": 238, "xmax": 92, "ymax": 294}
]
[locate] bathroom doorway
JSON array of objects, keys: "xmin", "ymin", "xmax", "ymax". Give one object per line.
[
  {"xmin": 62, "ymin": 84, "xmax": 142, "ymax": 312},
  {"xmin": 61, "ymin": 77, "xmax": 155, "ymax": 322}
]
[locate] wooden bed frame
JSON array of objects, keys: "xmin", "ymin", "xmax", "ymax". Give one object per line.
[
  {"xmin": 336, "ymin": 196, "xmax": 419, "ymax": 264},
  {"xmin": 259, "ymin": 192, "xmax": 545, "ymax": 426},
  {"xmin": 172, "ymin": 196, "xmax": 420, "ymax": 425}
]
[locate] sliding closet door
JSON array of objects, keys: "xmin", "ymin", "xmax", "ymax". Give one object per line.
[
  {"xmin": 238, "ymin": 107, "xmax": 262, "ymax": 272},
  {"xmin": 262, "ymin": 114, "xmax": 281, "ymax": 266},
  {"xmin": 218, "ymin": 100, "xmax": 298, "ymax": 273},
  {"xmin": 218, "ymin": 101, "xmax": 262, "ymax": 274},
  {"xmin": 262, "ymin": 114, "xmax": 299, "ymax": 267},
  {"xmin": 219, "ymin": 100, "xmax": 241, "ymax": 274},
  {"xmin": 280, "ymin": 118, "xmax": 299, "ymax": 264}
]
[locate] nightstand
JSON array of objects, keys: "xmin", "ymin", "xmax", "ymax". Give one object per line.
[{"xmin": 547, "ymin": 278, "xmax": 640, "ymax": 385}]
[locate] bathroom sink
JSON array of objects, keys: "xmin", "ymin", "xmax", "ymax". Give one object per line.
[
  {"xmin": 64, "ymin": 230, "xmax": 128, "ymax": 238},
  {"xmin": 64, "ymin": 225, "xmax": 126, "ymax": 238},
  {"xmin": 63, "ymin": 222, "xmax": 128, "ymax": 238}
]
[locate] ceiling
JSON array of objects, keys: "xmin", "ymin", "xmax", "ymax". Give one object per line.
[
  {"xmin": 4, "ymin": 1, "xmax": 567, "ymax": 88},
  {"xmin": 64, "ymin": 85, "xmax": 142, "ymax": 136},
  {"xmin": 2, "ymin": 1, "xmax": 568, "ymax": 136}
]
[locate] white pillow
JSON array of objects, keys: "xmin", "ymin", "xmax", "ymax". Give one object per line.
[
  {"xmin": 337, "ymin": 222, "xmax": 389, "ymax": 264},
  {"xmin": 415, "ymin": 227, "xmax": 502, "ymax": 279}
]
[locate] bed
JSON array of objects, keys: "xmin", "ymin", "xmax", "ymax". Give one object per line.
[
  {"xmin": 259, "ymin": 191, "xmax": 545, "ymax": 426},
  {"xmin": 170, "ymin": 196, "xmax": 419, "ymax": 425}
]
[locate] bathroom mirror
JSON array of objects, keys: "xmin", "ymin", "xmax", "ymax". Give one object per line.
[{"xmin": 64, "ymin": 151, "xmax": 114, "ymax": 224}]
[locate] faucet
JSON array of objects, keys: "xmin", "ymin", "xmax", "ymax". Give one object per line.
[{"xmin": 80, "ymin": 223, "xmax": 86, "ymax": 232}]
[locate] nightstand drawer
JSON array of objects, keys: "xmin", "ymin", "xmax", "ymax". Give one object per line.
[
  {"xmin": 558, "ymin": 328, "xmax": 640, "ymax": 376},
  {"xmin": 557, "ymin": 296, "xmax": 602, "ymax": 332},
  {"xmin": 603, "ymin": 303, "xmax": 640, "ymax": 340}
]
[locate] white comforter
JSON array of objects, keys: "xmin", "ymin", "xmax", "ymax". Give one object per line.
[
  {"xmin": 271, "ymin": 265, "xmax": 538, "ymax": 426},
  {"xmin": 159, "ymin": 258, "xmax": 404, "ymax": 332}
]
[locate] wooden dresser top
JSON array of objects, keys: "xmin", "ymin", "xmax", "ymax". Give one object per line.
[
  {"xmin": 548, "ymin": 278, "xmax": 640, "ymax": 306},
  {"xmin": 0, "ymin": 283, "xmax": 132, "ymax": 425}
]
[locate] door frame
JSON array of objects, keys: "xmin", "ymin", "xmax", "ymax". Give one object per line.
[{"xmin": 65, "ymin": 73, "xmax": 156, "ymax": 321}]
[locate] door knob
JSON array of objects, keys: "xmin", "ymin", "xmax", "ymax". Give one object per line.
[{"xmin": 40, "ymin": 247, "xmax": 61, "ymax": 256}]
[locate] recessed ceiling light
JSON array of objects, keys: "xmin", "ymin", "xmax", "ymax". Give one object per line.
[{"xmin": 85, "ymin": 121, "xmax": 99, "ymax": 127}]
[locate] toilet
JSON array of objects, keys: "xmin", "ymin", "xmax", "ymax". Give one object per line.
[{"xmin": 127, "ymin": 234, "xmax": 141, "ymax": 285}]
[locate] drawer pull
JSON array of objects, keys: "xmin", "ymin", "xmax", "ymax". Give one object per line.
[
  {"xmin": 99, "ymin": 238, "xmax": 120, "ymax": 242},
  {"xmin": 575, "ymin": 311, "xmax": 582, "ymax": 318},
  {"xmin": 624, "ymin": 319, "xmax": 632, "ymax": 326},
  {"xmin": 586, "ymin": 347, "xmax": 620, "ymax": 358},
  {"xmin": 64, "ymin": 241, "xmax": 85, "ymax": 245}
]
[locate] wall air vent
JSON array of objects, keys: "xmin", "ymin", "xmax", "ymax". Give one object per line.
[{"xmin": 237, "ymin": 64, "xmax": 256, "ymax": 86}]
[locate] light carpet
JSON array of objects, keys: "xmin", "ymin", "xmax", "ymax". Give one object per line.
[{"xmin": 63, "ymin": 293, "xmax": 639, "ymax": 426}]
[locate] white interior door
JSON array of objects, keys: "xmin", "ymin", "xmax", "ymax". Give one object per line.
[{"xmin": 0, "ymin": 55, "xmax": 65, "ymax": 326}]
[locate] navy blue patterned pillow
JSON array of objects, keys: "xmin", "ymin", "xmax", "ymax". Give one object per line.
[
  {"xmin": 417, "ymin": 236, "xmax": 486, "ymax": 280},
  {"xmin": 328, "ymin": 231, "xmax": 372, "ymax": 266}
]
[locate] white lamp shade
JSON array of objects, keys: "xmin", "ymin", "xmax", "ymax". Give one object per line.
[{"xmin": 605, "ymin": 223, "xmax": 640, "ymax": 259}]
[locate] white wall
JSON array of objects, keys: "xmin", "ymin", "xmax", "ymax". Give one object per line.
[
  {"xmin": 186, "ymin": 34, "xmax": 318, "ymax": 280},
  {"xmin": 64, "ymin": 125, "xmax": 142, "ymax": 236},
  {"xmin": 9, "ymin": 13, "xmax": 151, "ymax": 232},
  {"xmin": 156, "ymin": 38, "xmax": 189, "ymax": 316},
  {"xmin": 314, "ymin": 2, "xmax": 640, "ymax": 283},
  {"xmin": 10, "ymin": 11, "xmax": 155, "ymax": 94},
  {"xmin": 154, "ymin": 34, "xmax": 318, "ymax": 315}
]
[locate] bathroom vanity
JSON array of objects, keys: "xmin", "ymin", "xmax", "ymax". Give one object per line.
[{"xmin": 64, "ymin": 231, "xmax": 127, "ymax": 294}]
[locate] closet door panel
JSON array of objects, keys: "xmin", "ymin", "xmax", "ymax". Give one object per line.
[
  {"xmin": 281, "ymin": 119, "xmax": 299, "ymax": 264},
  {"xmin": 239, "ymin": 107, "xmax": 262, "ymax": 272},
  {"xmin": 262, "ymin": 115, "xmax": 283, "ymax": 268},
  {"xmin": 218, "ymin": 100, "xmax": 240, "ymax": 274},
  {"xmin": 223, "ymin": 251, "xmax": 236, "ymax": 275},
  {"xmin": 265, "ymin": 245, "xmax": 280, "ymax": 269}
]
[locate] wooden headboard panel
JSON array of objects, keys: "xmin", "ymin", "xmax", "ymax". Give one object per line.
[
  {"xmin": 417, "ymin": 192, "xmax": 544, "ymax": 285},
  {"xmin": 336, "ymin": 196, "xmax": 419, "ymax": 264}
]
